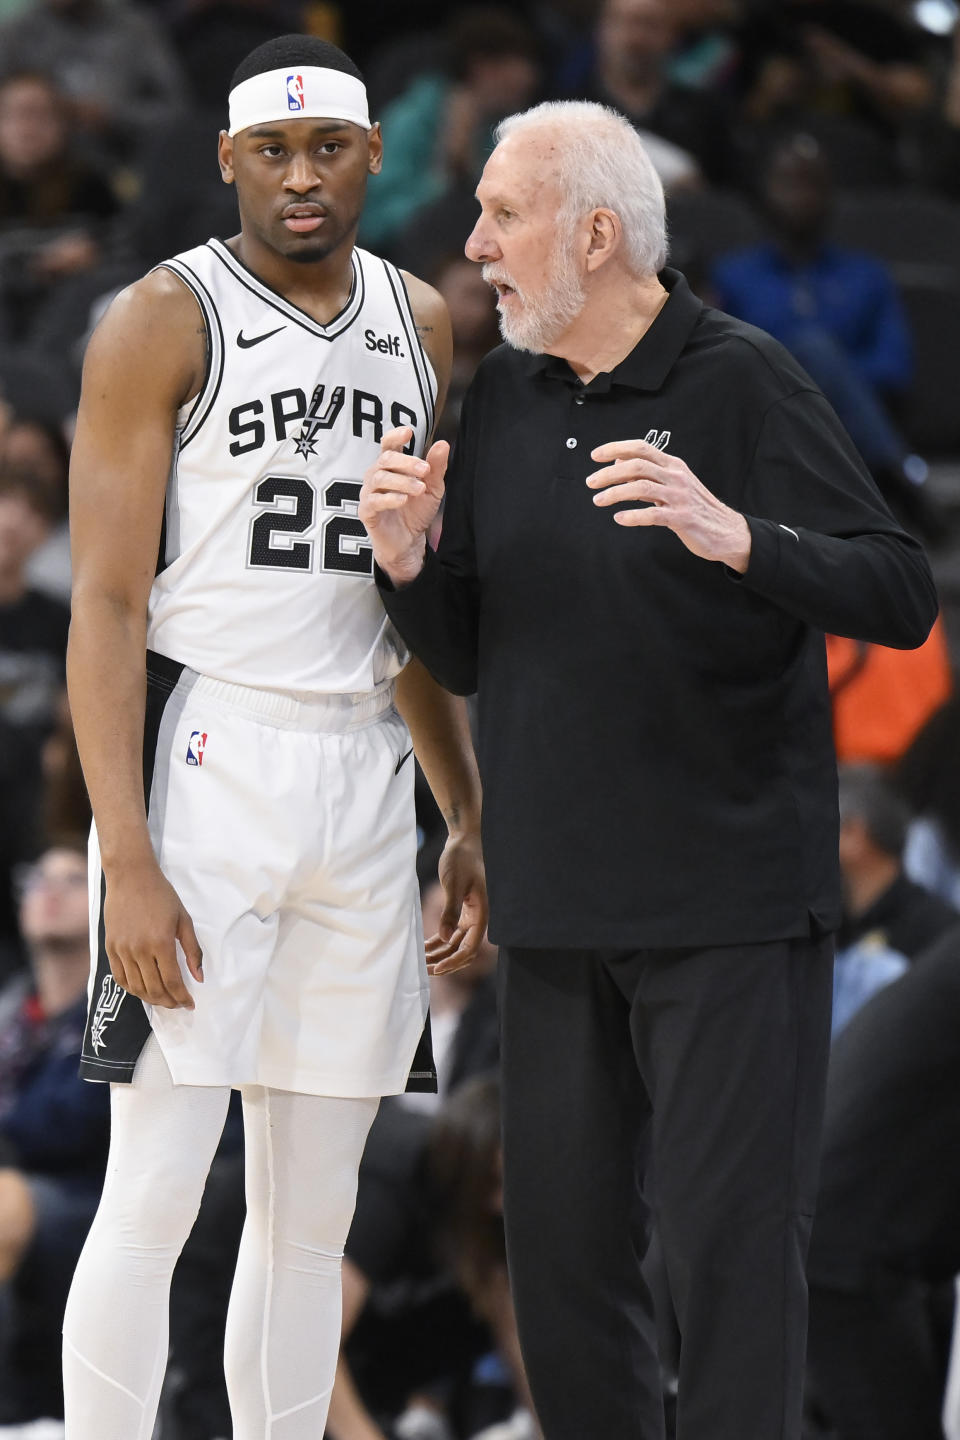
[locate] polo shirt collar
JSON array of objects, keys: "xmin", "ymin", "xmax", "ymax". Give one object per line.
[{"xmin": 520, "ymin": 267, "xmax": 702, "ymax": 393}]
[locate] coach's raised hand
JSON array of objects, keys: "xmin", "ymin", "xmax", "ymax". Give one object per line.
[{"xmin": 359, "ymin": 425, "xmax": 449, "ymax": 586}]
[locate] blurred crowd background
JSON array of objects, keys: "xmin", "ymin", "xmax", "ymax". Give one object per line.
[{"xmin": 2, "ymin": 0, "xmax": 960, "ymax": 1437}]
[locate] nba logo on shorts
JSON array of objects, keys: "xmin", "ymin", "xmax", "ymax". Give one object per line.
[
  {"xmin": 286, "ymin": 73, "xmax": 305, "ymax": 111},
  {"xmin": 186, "ymin": 730, "xmax": 207, "ymax": 766}
]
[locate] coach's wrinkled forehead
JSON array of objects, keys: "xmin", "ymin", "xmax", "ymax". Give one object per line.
[{"xmin": 228, "ymin": 66, "xmax": 370, "ymax": 137}]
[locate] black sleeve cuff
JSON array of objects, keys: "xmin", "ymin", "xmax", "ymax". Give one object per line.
[
  {"xmin": 725, "ymin": 515, "xmax": 784, "ymax": 590},
  {"xmin": 374, "ymin": 543, "xmax": 439, "ymax": 598}
]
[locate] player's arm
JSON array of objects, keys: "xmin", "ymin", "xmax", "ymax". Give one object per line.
[
  {"xmin": 68, "ymin": 271, "xmax": 207, "ymax": 1010},
  {"xmin": 393, "ymin": 280, "xmax": 486, "ymax": 974},
  {"xmin": 401, "ymin": 270, "xmax": 453, "ymax": 436},
  {"xmin": 395, "ymin": 658, "xmax": 485, "ymax": 975}
]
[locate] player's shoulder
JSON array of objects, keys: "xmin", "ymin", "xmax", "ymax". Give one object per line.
[
  {"xmin": 94, "ymin": 266, "xmax": 204, "ymax": 349},
  {"xmin": 396, "ymin": 268, "xmax": 452, "ymax": 392},
  {"xmin": 82, "ymin": 265, "xmax": 208, "ymax": 403},
  {"xmin": 397, "ymin": 269, "xmax": 448, "ymax": 333}
]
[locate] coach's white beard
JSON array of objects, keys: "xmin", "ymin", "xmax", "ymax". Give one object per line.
[{"xmin": 484, "ymin": 233, "xmax": 586, "ymax": 354}]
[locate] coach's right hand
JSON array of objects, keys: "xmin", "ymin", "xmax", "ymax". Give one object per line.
[
  {"xmin": 104, "ymin": 858, "xmax": 203, "ymax": 1009},
  {"xmin": 359, "ymin": 425, "xmax": 449, "ymax": 586}
]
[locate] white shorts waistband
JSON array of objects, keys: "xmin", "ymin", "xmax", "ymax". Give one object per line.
[{"xmin": 185, "ymin": 672, "xmax": 397, "ymax": 733}]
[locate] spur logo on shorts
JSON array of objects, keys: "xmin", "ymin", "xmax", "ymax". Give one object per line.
[
  {"xmin": 90, "ymin": 973, "xmax": 125, "ymax": 1054},
  {"xmin": 186, "ymin": 730, "xmax": 207, "ymax": 766},
  {"xmin": 286, "ymin": 73, "xmax": 305, "ymax": 111},
  {"xmin": 644, "ymin": 429, "xmax": 671, "ymax": 451}
]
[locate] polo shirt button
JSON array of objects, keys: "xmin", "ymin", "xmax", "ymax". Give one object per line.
[
  {"xmin": 574, "ymin": 394, "xmax": 585, "ymax": 405},
  {"xmin": 566, "ymin": 437, "xmax": 577, "ymax": 449}
]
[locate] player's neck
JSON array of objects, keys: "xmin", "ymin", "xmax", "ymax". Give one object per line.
[{"xmin": 229, "ymin": 230, "xmax": 357, "ymax": 327}]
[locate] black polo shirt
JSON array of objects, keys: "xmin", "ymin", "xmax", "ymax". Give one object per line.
[{"xmin": 380, "ymin": 270, "xmax": 937, "ymax": 949}]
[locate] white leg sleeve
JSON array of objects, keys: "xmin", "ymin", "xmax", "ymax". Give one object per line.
[
  {"xmin": 224, "ymin": 1086, "xmax": 379, "ymax": 1440},
  {"xmin": 62, "ymin": 1036, "xmax": 231, "ymax": 1440}
]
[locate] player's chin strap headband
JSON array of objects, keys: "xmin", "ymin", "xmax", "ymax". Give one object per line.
[{"xmin": 228, "ymin": 66, "xmax": 370, "ymax": 137}]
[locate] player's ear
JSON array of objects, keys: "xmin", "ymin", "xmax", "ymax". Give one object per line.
[
  {"xmin": 367, "ymin": 121, "xmax": 383, "ymax": 177},
  {"xmin": 218, "ymin": 131, "xmax": 235, "ymax": 185}
]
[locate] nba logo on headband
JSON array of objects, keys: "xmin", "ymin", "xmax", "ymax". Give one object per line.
[{"xmin": 228, "ymin": 66, "xmax": 371, "ymax": 135}]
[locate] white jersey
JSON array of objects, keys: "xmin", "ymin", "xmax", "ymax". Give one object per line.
[{"xmin": 146, "ymin": 238, "xmax": 437, "ymax": 695}]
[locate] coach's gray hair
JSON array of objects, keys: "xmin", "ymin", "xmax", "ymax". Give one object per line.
[{"xmin": 494, "ymin": 100, "xmax": 668, "ymax": 276}]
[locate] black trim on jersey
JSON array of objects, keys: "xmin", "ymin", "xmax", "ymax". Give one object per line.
[
  {"xmin": 158, "ymin": 260, "xmax": 226, "ymax": 450},
  {"xmin": 207, "ymin": 238, "xmax": 365, "ymax": 340},
  {"xmin": 80, "ymin": 652, "xmax": 186, "ymax": 1083},
  {"xmin": 406, "ymin": 1013, "xmax": 438, "ymax": 1093},
  {"xmin": 383, "ymin": 261, "xmax": 436, "ymax": 439},
  {"xmin": 156, "ymin": 507, "xmax": 168, "ymax": 577},
  {"xmin": 152, "ymin": 260, "xmax": 210, "ymax": 441}
]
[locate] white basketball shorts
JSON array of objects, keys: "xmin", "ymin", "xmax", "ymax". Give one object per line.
[{"xmin": 80, "ymin": 650, "xmax": 435, "ymax": 1097}]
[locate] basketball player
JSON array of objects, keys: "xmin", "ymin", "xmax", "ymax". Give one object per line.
[{"xmin": 60, "ymin": 36, "xmax": 485, "ymax": 1440}]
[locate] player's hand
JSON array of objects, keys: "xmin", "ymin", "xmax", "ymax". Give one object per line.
[
  {"xmin": 358, "ymin": 426, "xmax": 449, "ymax": 586},
  {"xmin": 587, "ymin": 438, "xmax": 752, "ymax": 572},
  {"xmin": 103, "ymin": 857, "xmax": 203, "ymax": 1009},
  {"xmin": 427, "ymin": 829, "xmax": 488, "ymax": 976}
]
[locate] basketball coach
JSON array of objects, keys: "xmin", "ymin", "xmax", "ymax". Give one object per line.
[{"xmin": 359, "ymin": 101, "xmax": 938, "ymax": 1440}]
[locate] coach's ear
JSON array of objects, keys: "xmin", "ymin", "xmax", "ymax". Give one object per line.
[
  {"xmin": 218, "ymin": 131, "xmax": 235, "ymax": 185},
  {"xmin": 367, "ymin": 121, "xmax": 383, "ymax": 177}
]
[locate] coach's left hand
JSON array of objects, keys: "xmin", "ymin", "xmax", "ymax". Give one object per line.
[
  {"xmin": 427, "ymin": 829, "xmax": 487, "ymax": 975},
  {"xmin": 587, "ymin": 438, "xmax": 752, "ymax": 573}
]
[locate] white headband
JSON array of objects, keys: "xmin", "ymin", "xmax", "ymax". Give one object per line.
[{"xmin": 228, "ymin": 65, "xmax": 370, "ymax": 137}]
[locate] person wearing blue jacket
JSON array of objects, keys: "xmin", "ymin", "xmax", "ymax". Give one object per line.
[
  {"xmin": 0, "ymin": 841, "xmax": 109, "ymax": 1426},
  {"xmin": 711, "ymin": 132, "xmax": 935, "ymax": 533}
]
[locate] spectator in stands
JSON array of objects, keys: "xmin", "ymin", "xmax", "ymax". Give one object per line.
[
  {"xmin": 827, "ymin": 618, "xmax": 953, "ymax": 768},
  {"xmin": 330, "ymin": 1077, "xmax": 541, "ymax": 1440},
  {"xmin": 40, "ymin": 691, "xmax": 90, "ymax": 852},
  {"xmin": 0, "ymin": 461, "xmax": 70, "ymax": 742},
  {"xmin": 928, "ymin": 13, "xmax": 960, "ymax": 196},
  {"xmin": 328, "ymin": 1100, "xmax": 492, "ymax": 1440},
  {"xmin": 0, "ymin": 461, "xmax": 70, "ymax": 973},
  {"xmin": 568, "ymin": 0, "xmax": 736, "ymax": 184},
  {"xmin": 0, "ymin": 408, "xmax": 70, "ymax": 606},
  {"xmin": 360, "ymin": 7, "xmax": 541, "ymax": 255},
  {"xmin": 0, "ymin": 70, "xmax": 119, "ymax": 346},
  {"xmin": 0, "ymin": 841, "xmax": 110, "ymax": 1426},
  {"xmin": 711, "ymin": 131, "xmax": 938, "ymax": 533},
  {"xmin": 832, "ymin": 763, "xmax": 958, "ymax": 1034},
  {"xmin": 666, "ymin": 0, "xmax": 744, "ymax": 94},
  {"xmin": 1, "ymin": 415, "xmax": 72, "ymax": 603},
  {"xmin": 838, "ymin": 764, "xmax": 958, "ymax": 961},
  {"xmin": 737, "ymin": 0, "xmax": 936, "ymax": 184},
  {"xmin": 429, "ymin": 1075, "xmax": 540, "ymax": 1440},
  {"xmin": 806, "ymin": 922, "xmax": 960, "ymax": 1440},
  {"xmin": 0, "ymin": 0, "xmax": 187, "ymax": 168},
  {"xmin": 897, "ymin": 695, "xmax": 960, "ymax": 911}
]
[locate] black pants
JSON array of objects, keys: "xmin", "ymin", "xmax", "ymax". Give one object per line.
[{"xmin": 498, "ymin": 936, "xmax": 834, "ymax": 1440}]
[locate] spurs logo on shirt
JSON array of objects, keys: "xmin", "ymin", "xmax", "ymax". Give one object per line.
[
  {"xmin": 90, "ymin": 973, "xmax": 126, "ymax": 1054},
  {"xmin": 644, "ymin": 428, "xmax": 671, "ymax": 450},
  {"xmin": 146, "ymin": 239, "xmax": 437, "ymax": 695}
]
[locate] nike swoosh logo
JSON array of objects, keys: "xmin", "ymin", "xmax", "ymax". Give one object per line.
[
  {"xmin": 237, "ymin": 325, "xmax": 287, "ymax": 348},
  {"xmin": 395, "ymin": 748, "xmax": 413, "ymax": 775}
]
